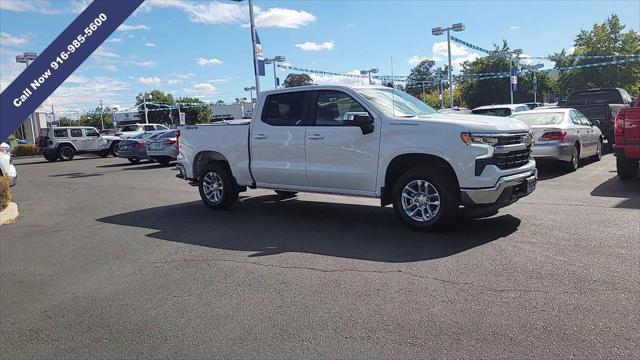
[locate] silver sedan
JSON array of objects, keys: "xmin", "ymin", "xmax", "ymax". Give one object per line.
[
  {"xmin": 146, "ymin": 129, "xmax": 179, "ymax": 166},
  {"xmin": 510, "ymin": 108, "xmax": 603, "ymax": 171}
]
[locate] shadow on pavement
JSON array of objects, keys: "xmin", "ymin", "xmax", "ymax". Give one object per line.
[
  {"xmin": 591, "ymin": 176, "xmax": 640, "ymax": 209},
  {"xmin": 96, "ymin": 161, "xmax": 143, "ymax": 168},
  {"xmin": 97, "ymin": 195, "xmax": 521, "ymax": 263},
  {"xmin": 13, "ymin": 156, "xmax": 99, "ymax": 166},
  {"xmin": 49, "ymin": 172, "xmax": 104, "ymax": 178}
]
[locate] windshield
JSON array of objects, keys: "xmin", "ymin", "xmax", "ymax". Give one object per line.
[
  {"xmin": 120, "ymin": 125, "xmax": 140, "ymax": 132},
  {"xmin": 131, "ymin": 132, "xmax": 153, "ymax": 139},
  {"xmin": 511, "ymin": 112, "xmax": 565, "ymax": 125},
  {"xmin": 356, "ymin": 88, "xmax": 437, "ymax": 117}
]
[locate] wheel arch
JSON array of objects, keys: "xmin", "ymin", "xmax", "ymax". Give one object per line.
[
  {"xmin": 57, "ymin": 142, "xmax": 78, "ymax": 151},
  {"xmin": 381, "ymin": 153, "xmax": 460, "ymax": 207},
  {"xmin": 193, "ymin": 150, "xmax": 231, "ymax": 179}
]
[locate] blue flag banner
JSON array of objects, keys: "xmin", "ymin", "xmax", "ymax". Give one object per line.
[
  {"xmin": 0, "ymin": 0, "xmax": 144, "ymax": 140},
  {"xmin": 255, "ymin": 31, "xmax": 265, "ymax": 76}
]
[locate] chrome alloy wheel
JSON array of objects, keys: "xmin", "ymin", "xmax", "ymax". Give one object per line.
[
  {"xmin": 401, "ymin": 179, "xmax": 441, "ymax": 222},
  {"xmin": 202, "ymin": 171, "xmax": 224, "ymax": 204}
]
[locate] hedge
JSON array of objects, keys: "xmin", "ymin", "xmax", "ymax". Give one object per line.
[
  {"xmin": 0, "ymin": 176, "xmax": 10, "ymax": 211},
  {"xmin": 12, "ymin": 144, "xmax": 38, "ymax": 157}
]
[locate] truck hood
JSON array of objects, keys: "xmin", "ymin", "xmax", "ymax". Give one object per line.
[{"xmin": 398, "ymin": 113, "xmax": 530, "ymax": 133}]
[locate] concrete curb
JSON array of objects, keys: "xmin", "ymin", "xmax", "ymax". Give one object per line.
[{"xmin": 0, "ymin": 202, "xmax": 19, "ymax": 225}]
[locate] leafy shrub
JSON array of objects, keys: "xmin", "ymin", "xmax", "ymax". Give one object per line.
[
  {"xmin": 0, "ymin": 176, "xmax": 10, "ymax": 211},
  {"xmin": 12, "ymin": 144, "xmax": 38, "ymax": 157}
]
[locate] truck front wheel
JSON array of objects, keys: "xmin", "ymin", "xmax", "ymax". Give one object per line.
[
  {"xmin": 617, "ymin": 158, "xmax": 639, "ymax": 180},
  {"xmin": 391, "ymin": 167, "xmax": 458, "ymax": 231},
  {"xmin": 198, "ymin": 163, "xmax": 239, "ymax": 210}
]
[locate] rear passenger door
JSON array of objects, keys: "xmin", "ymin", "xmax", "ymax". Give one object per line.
[
  {"xmin": 570, "ymin": 110, "xmax": 590, "ymax": 155},
  {"xmin": 305, "ymin": 90, "xmax": 380, "ymax": 193},
  {"xmin": 69, "ymin": 128, "xmax": 85, "ymax": 151},
  {"xmin": 250, "ymin": 91, "xmax": 311, "ymax": 187}
]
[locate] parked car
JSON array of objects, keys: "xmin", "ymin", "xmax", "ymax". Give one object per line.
[
  {"xmin": 471, "ymin": 104, "xmax": 531, "ymax": 117},
  {"xmin": 559, "ymin": 88, "xmax": 633, "ymax": 148},
  {"xmin": 146, "ymin": 129, "xmax": 179, "ymax": 166},
  {"xmin": 525, "ymin": 102, "xmax": 544, "ymax": 110},
  {"xmin": 613, "ymin": 98, "xmax": 640, "ymax": 179},
  {"xmin": 36, "ymin": 127, "xmax": 120, "ymax": 161},
  {"xmin": 116, "ymin": 123, "xmax": 169, "ymax": 139},
  {"xmin": 16, "ymin": 139, "xmax": 33, "ymax": 145},
  {"xmin": 117, "ymin": 131, "xmax": 165, "ymax": 164},
  {"xmin": 510, "ymin": 108, "xmax": 602, "ymax": 171},
  {"xmin": 0, "ymin": 142, "xmax": 17, "ymax": 187},
  {"xmin": 177, "ymin": 85, "xmax": 537, "ymax": 230}
]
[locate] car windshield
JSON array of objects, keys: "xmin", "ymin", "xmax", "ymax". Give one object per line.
[
  {"xmin": 356, "ymin": 88, "xmax": 437, "ymax": 117},
  {"xmin": 131, "ymin": 132, "xmax": 153, "ymax": 139},
  {"xmin": 511, "ymin": 112, "xmax": 565, "ymax": 125},
  {"xmin": 472, "ymin": 108, "xmax": 512, "ymax": 117},
  {"xmin": 120, "ymin": 125, "xmax": 140, "ymax": 132}
]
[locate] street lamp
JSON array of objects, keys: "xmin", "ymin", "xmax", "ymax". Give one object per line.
[
  {"xmin": 432, "ymin": 23, "xmax": 465, "ymax": 108},
  {"xmin": 16, "ymin": 52, "xmax": 39, "ymax": 141},
  {"xmin": 232, "ymin": 0, "xmax": 261, "ymax": 97},
  {"xmin": 264, "ymin": 56, "xmax": 286, "ymax": 89},
  {"xmin": 244, "ymin": 86, "xmax": 256, "ymax": 103},
  {"xmin": 360, "ymin": 68, "xmax": 379, "ymax": 85},
  {"xmin": 526, "ymin": 63, "xmax": 544, "ymax": 103},
  {"xmin": 507, "ymin": 48, "xmax": 523, "ymax": 104}
]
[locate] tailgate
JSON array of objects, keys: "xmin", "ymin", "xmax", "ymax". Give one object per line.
[
  {"xmin": 621, "ymin": 108, "xmax": 640, "ymax": 144},
  {"xmin": 574, "ymin": 105, "xmax": 608, "ymax": 122}
]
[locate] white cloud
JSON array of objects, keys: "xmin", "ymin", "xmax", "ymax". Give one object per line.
[
  {"xmin": 43, "ymin": 76, "xmax": 130, "ymax": 111},
  {"xmin": 196, "ymin": 57, "xmax": 223, "ymax": 66},
  {"xmin": 184, "ymin": 83, "xmax": 218, "ymax": 94},
  {"xmin": 209, "ymin": 78, "xmax": 230, "ymax": 83},
  {"xmin": 106, "ymin": 37, "xmax": 123, "ymax": 44},
  {"xmin": 568, "ymin": 46, "xmax": 576, "ymax": 54},
  {"xmin": 141, "ymin": 0, "xmax": 315, "ymax": 28},
  {"xmin": 451, "ymin": 53, "xmax": 481, "ymax": 68},
  {"xmin": 510, "ymin": 26, "xmax": 520, "ymax": 30},
  {"xmin": 407, "ymin": 55, "xmax": 441, "ymax": 66},
  {"xmin": 295, "ymin": 41, "xmax": 335, "ymax": 51},
  {"xmin": 101, "ymin": 65, "xmax": 118, "ymax": 72},
  {"xmin": 0, "ymin": 32, "xmax": 28, "ymax": 46},
  {"xmin": 167, "ymin": 79, "xmax": 180, "ymax": 85},
  {"xmin": 145, "ymin": 42, "xmax": 156, "ymax": 47},
  {"xmin": 138, "ymin": 77, "xmax": 162, "ymax": 87},
  {"xmin": 176, "ymin": 72, "xmax": 195, "ymax": 79},
  {"xmin": 255, "ymin": 8, "xmax": 315, "ymax": 28},
  {"xmin": 126, "ymin": 60, "xmax": 157, "ymax": 68},
  {"xmin": 93, "ymin": 47, "xmax": 120, "ymax": 59},
  {"xmin": 309, "ymin": 69, "xmax": 369, "ymax": 86},
  {"xmin": 432, "ymin": 41, "xmax": 469, "ymax": 57},
  {"xmin": 117, "ymin": 24, "xmax": 150, "ymax": 32},
  {"xmin": 519, "ymin": 54, "xmax": 533, "ymax": 65},
  {"xmin": 0, "ymin": 0, "xmax": 88, "ymax": 14}
]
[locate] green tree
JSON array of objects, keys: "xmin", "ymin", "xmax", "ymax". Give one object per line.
[
  {"xmin": 135, "ymin": 90, "xmax": 175, "ymax": 125},
  {"xmin": 459, "ymin": 41, "xmax": 557, "ymax": 108},
  {"xmin": 176, "ymin": 97, "xmax": 212, "ymax": 125},
  {"xmin": 58, "ymin": 116, "xmax": 74, "ymax": 126},
  {"xmin": 283, "ymin": 73, "xmax": 313, "ymax": 87},
  {"xmin": 405, "ymin": 59, "xmax": 438, "ymax": 97},
  {"xmin": 550, "ymin": 14, "xmax": 640, "ymax": 96},
  {"xmin": 79, "ymin": 106, "xmax": 114, "ymax": 129}
]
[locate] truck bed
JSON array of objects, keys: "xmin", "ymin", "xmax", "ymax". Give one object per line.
[{"xmin": 177, "ymin": 120, "xmax": 252, "ymax": 184}]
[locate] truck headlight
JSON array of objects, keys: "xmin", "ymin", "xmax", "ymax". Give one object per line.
[{"xmin": 460, "ymin": 132, "xmax": 498, "ymax": 145}]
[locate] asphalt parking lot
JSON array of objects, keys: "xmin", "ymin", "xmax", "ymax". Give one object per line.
[{"xmin": 1, "ymin": 154, "xmax": 638, "ymax": 359}]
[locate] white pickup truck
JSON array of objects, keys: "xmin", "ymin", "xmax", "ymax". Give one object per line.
[{"xmin": 177, "ymin": 85, "xmax": 536, "ymax": 230}]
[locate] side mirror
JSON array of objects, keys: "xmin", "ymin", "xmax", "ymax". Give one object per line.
[
  {"xmin": 345, "ymin": 112, "xmax": 374, "ymax": 135},
  {"xmin": 592, "ymin": 120, "xmax": 600, "ymax": 126}
]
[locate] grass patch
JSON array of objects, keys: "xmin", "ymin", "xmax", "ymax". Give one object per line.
[{"xmin": 0, "ymin": 176, "xmax": 11, "ymax": 211}]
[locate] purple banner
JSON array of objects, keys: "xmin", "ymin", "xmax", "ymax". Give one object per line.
[{"xmin": 0, "ymin": 0, "xmax": 144, "ymax": 140}]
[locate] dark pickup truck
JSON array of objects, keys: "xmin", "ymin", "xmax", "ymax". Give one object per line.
[{"xmin": 560, "ymin": 88, "xmax": 633, "ymax": 148}]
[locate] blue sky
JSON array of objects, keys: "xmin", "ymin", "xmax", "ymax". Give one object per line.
[{"xmin": 1, "ymin": 0, "xmax": 639, "ymax": 116}]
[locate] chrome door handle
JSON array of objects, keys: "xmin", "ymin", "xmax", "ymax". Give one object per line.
[
  {"xmin": 307, "ymin": 134, "xmax": 324, "ymax": 140},
  {"xmin": 253, "ymin": 133, "xmax": 267, "ymax": 139}
]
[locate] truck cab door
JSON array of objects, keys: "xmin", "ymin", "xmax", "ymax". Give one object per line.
[
  {"xmin": 250, "ymin": 91, "xmax": 310, "ymax": 187},
  {"xmin": 83, "ymin": 128, "xmax": 104, "ymax": 151},
  {"xmin": 305, "ymin": 90, "xmax": 380, "ymax": 193}
]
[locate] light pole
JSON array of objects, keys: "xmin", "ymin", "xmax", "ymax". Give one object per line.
[
  {"xmin": 360, "ymin": 68, "xmax": 379, "ymax": 85},
  {"xmin": 16, "ymin": 52, "xmax": 39, "ymax": 141},
  {"xmin": 432, "ymin": 23, "xmax": 465, "ymax": 108},
  {"xmin": 507, "ymin": 49, "xmax": 523, "ymax": 104},
  {"xmin": 244, "ymin": 86, "xmax": 256, "ymax": 103},
  {"xmin": 527, "ymin": 63, "xmax": 544, "ymax": 103},
  {"xmin": 264, "ymin": 56, "xmax": 286, "ymax": 89}
]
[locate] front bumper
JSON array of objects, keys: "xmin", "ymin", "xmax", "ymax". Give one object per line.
[
  {"xmin": 531, "ymin": 142, "xmax": 574, "ymax": 162},
  {"xmin": 461, "ymin": 168, "xmax": 537, "ymax": 206}
]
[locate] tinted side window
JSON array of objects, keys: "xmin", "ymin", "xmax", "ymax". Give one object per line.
[
  {"xmin": 70, "ymin": 129, "xmax": 83, "ymax": 137},
  {"xmin": 315, "ymin": 90, "xmax": 367, "ymax": 126},
  {"xmin": 159, "ymin": 130, "xmax": 178, "ymax": 138},
  {"xmin": 54, "ymin": 129, "xmax": 68, "ymax": 137},
  {"xmin": 262, "ymin": 92, "xmax": 307, "ymax": 126},
  {"xmin": 84, "ymin": 128, "xmax": 99, "ymax": 137},
  {"xmin": 569, "ymin": 111, "xmax": 582, "ymax": 125},
  {"xmin": 143, "ymin": 125, "xmax": 155, "ymax": 131}
]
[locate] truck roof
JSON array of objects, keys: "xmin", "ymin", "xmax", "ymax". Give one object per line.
[{"xmin": 259, "ymin": 84, "xmax": 388, "ymax": 96}]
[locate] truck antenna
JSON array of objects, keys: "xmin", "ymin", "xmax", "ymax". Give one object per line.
[{"xmin": 391, "ymin": 56, "xmax": 395, "ymax": 117}]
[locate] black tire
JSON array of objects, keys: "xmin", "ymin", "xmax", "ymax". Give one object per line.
[
  {"xmin": 617, "ymin": 158, "xmax": 639, "ymax": 180},
  {"xmin": 565, "ymin": 144, "xmax": 579, "ymax": 172},
  {"xmin": 58, "ymin": 145, "xmax": 75, "ymax": 161},
  {"xmin": 110, "ymin": 142, "xmax": 120, "ymax": 157},
  {"xmin": 274, "ymin": 190, "xmax": 297, "ymax": 198},
  {"xmin": 157, "ymin": 159, "xmax": 171, "ymax": 166},
  {"xmin": 128, "ymin": 157, "xmax": 140, "ymax": 164},
  {"xmin": 43, "ymin": 153, "xmax": 58, "ymax": 162},
  {"xmin": 591, "ymin": 139, "xmax": 603, "ymax": 161},
  {"xmin": 198, "ymin": 163, "xmax": 239, "ymax": 210},
  {"xmin": 391, "ymin": 166, "xmax": 458, "ymax": 231},
  {"xmin": 98, "ymin": 150, "xmax": 109, "ymax": 158}
]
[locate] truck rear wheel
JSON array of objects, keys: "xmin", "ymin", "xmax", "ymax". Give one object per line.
[
  {"xmin": 43, "ymin": 153, "xmax": 58, "ymax": 162},
  {"xmin": 391, "ymin": 167, "xmax": 458, "ymax": 231},
  {"xmin": 58, "ymin": 145, "xmax": 75, "ymax": 161},
  {"xmin": 617, "ymin": 158, "xmax": 639, "ymax": 180},
  {"xmin": 198, "ymin": 163, "xmax": 239, "ymax": 210}
]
